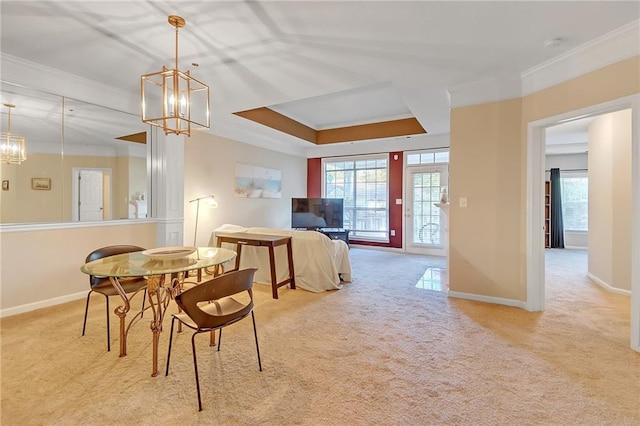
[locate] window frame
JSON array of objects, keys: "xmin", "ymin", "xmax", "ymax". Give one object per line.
[
  {"xmin": 322, "ymin": 154, "xmax": 389, "ymax": 242},
  {"xmin": 559, "ymin": 171, "xmax": 588, "ymax": 233},
  {"xmin": 406, "ymin": 149, "xmax": 450, "ymax": 166}
]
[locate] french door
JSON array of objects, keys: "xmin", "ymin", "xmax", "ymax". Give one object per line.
[{"xmin": 405, "ymin": 165, "xmax": 448, "ymax": 256}]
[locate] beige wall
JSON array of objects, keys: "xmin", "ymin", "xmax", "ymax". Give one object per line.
[
  {"xmin": 611, "ymin": 110, "xmax": 633, "ymax": 291},
  {"xmin": 0, "ymin": 222, "xmax": 157, "ymax": 313},
  {"xmin": 183, "ymin": 132, "xmax": 307, "ymax": 246},
  {"xmin": 449, "ymin": 98, "xmax": 524, "ymax": 299},
  {"xmin": 0, "ymin": 153, "xmax": 65, "ymax": 223},
  {"xmin": 0, "ymin": 153, "xmax": 142, "ymax": 223},
  {"xmin": 449, "ymin": 55, "xmax": 639, "ymax": 302},
  {"xmin": 588, "ymin": 109, "xmax": 632, "ymax": 291}
]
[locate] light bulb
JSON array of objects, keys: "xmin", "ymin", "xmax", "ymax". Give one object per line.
[
  {"xmin": 167, "ymin": 94, "xmax": 176, "ymax": 116},
  {"xmin": 179, "ymin": 95, "xmax": 187, "ymax": 117}
]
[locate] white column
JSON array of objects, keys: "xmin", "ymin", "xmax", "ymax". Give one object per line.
[{"xmin": 149, "ymin": 127, "xmax": 185, "ymax": 246}]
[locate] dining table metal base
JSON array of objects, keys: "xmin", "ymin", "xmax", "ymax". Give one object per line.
[{"xmin": 110, "ymin": 274, "xmax": 180, "ymax": 377}]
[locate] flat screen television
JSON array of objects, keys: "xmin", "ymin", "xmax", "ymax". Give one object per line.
[{"xmin": 291, "ymin": 198, "xmax": 344, "ymax": 229}]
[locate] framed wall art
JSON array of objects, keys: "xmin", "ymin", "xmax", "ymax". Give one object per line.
[
  {"xmin": 235, "ymin": 163, "xmax": 282, "ymax": 199},
  {"xmin": 31, "ymin": 177, "xmax": 51, "ymax": 190}
]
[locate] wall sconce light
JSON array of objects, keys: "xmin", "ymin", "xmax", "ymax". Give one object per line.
[
  {"xmin": 190, "ymin": 195, "xmax": 218, "ymax": 246},
  {"xmin": 141, "ymin": 15, "xmax": 210, "ymax": 136},
  {"xmin": 1, "ymin": 103, "xmax": 27, "ymax": 165}
]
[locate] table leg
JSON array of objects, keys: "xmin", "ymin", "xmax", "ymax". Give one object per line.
[
  {"xmin": 152, "ymin": 327, "xmax": 161, "ymax": 377},
  {"xmin": 108, "ymin": 277, "xmax": 131, "ymax": 357},
  {"xmin": 147, "ymin": 275, "xmax": 172, "ymax": 377},
  {"xmin": 231, "ymin": 243, "xmax": 243, "ymax": 272},
  {"xmin": 286, "ymin": 239, "xmax": 296, "ymax": 290},
  {"xmin": 268, "ymin": 246, "xmax": 278, "ymax": 299}
]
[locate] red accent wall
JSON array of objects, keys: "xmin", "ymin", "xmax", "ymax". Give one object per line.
[
  {"xmin": 388, "ymin": 151, "xmax": 403, "ymax": 248},
  {"xmin": 308, "ymin": 153, "xmax": 404, "ymax": 249},
  {"xmin": 307, "ymin": 158, "xmax": 322, "ymax": 197}
]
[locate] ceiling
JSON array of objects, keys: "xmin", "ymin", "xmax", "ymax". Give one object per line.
[{"xmin": 1, "ymin": 1, "xmax": 639, "ymax": 156}]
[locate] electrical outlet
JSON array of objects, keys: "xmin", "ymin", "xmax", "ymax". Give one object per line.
[{"xmin": 390, "ymin": 230, "xmax": 396, "ymax": 236}]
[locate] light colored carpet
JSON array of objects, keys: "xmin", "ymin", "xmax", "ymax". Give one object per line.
[{"xmin": 1, "ymin": 248, "xmax": 638, "ymax": 425}]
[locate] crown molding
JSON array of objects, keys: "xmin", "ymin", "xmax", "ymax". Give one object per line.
[
  {"xmin": 521, "ymin": 20, "xmax": 640, "ymax": 96},
  {"xmin": 448, "ymin": 20, "xmax": 639, "ymax": 109},
  {"xmin": 0, "ymin": 53, "xmax": 139, "ymax": 114},
  {"xmin": 447, "ymin": 75, "xmax": 522, "ymax": 109}
]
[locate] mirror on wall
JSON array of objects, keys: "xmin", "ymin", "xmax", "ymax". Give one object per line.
[{"xmin": 0, "ymin": 81, "xmax": 149, "ymax": 224}]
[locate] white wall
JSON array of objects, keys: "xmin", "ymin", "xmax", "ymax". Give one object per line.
[{"xmin": 183, "ymin": 132, "xmax": 307, "ymax": 247}]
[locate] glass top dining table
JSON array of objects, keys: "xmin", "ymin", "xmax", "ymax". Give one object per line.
[{"xmin": 81, "ymin": 246, "xmax": 237, "ymax": 376}]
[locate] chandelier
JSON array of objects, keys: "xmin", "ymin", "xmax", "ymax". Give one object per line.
[
  {"xmin": 141, "ymin": 15, "xmax": 210, "ymax": 136},
  {"xmin": 1, "ymin": 103, "xmax": 27, "ymax": 165}
]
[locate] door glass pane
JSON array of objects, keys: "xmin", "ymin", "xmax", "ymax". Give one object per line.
[{"xmin": 412, "ymin": 171, "xmax": 441, "ymax": 245}]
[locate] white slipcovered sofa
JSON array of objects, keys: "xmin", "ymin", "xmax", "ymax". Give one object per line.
[{"xmin": 209, "ymin": 224, "xmax": 352, "ymax": 293}]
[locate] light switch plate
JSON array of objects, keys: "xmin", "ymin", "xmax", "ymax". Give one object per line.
[{"xmin": 459, "ymin": 197, "xmax": 468, "ymax": 208}]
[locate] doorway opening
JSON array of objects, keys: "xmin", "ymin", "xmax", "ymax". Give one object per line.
[
  {"xmin": 404, "ymin": 150, "xmax": 450, "ymax": 292},
  {"xmin": 527, "ymin": 94, "xmax": 640, "ymax": 352}
]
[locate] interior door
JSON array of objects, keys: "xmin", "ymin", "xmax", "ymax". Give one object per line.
[
  {"xmin": 79, "ymin": 169, "xmax": 104, "ymax": 221},
  {"xmin": 405, "ymin": 165, "xmax": 448, "ymax": 256}
]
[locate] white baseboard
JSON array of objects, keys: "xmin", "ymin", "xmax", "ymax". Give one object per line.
[
  {"xmin": 349, "ymin": 244, "xmax": 405, "ymax": 253},
  {"xmin": 447, "ymin": 291, "xmax": 527, "ymax": 310},
  {"xmin": 1, "ymin": 291, "xmax": 87, "ymax": 318},
  {"xmin": 586, "ymin": 273, "xmax": 631, "ymax": 296}
]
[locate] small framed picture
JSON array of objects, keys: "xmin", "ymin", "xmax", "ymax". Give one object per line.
[
  {"xmin": 2, "ymin": 180, "xmax": 8, "ymax": 191},
  {"xmin": 31, "ymin": 177, "xmax": 51, "ymax": 190}
]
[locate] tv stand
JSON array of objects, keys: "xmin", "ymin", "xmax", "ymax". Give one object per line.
[{"xmin": 316, "ymin": 228, "xmax": 350, "ymax": 247}]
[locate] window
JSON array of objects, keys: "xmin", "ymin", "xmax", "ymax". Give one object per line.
[
  {"xmin": 324, "ymin": 156, "xmax": 388, "ymax": 241},
  {"xmin": 560, "ymin": 175, "xmax": 588, "ymax": 231},
  {"xmin": 406, "ymin": 150, "xmax": 449, "ymax": 165}
]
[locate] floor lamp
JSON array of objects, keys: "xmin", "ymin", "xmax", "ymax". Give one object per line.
[{"xmin": 190, "ymin": 195, "xmax": 218, "ymax": 247}]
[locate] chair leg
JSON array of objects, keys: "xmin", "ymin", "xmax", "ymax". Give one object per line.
[
  {"xmin": 140, "ymin": 289, "xmax": 147, "ymax": 319},
  {"xmin": 165, "ymin": 317, "xmax": 177, "ymax": 376},
  {"xmin": 251, "ymin": 311, "xmax": 262, "ymax": 372},
  {"xmin": 81, "ymin": 290, "xmax": 93, "ymax": 336},
  {"xmin": 191, "ymin": 333, "xmax": 203, "ymax": 412},
  {"xmin": 105, "ymin": 295, "xmax": 111, "ymax": 352},
  {"xmin": 217, "ymin": 328, "xmax": 222, "ymax": 351}
]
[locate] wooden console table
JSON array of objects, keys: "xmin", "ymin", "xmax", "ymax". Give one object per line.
[{"xmin": 215, "ymin": 233, "xmax": 296, "ymax": 299}]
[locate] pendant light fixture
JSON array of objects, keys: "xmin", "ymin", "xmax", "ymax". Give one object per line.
[
  {"xmin": 141, "ymin": 15, "xmax": 210, "ymax": 136},
  {"xmin": 1, "ymin": 103, "xmax": 27, "ymax": 165}
]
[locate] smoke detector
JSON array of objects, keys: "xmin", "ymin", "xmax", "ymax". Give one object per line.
[{"xmin": 543, "ymin": 37, "xmax": 564, "ymax": 49}]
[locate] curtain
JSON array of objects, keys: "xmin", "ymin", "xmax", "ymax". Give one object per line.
[{"xmin": 550, "ymin": 168, "xmax": 565, "ymax": 248}]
